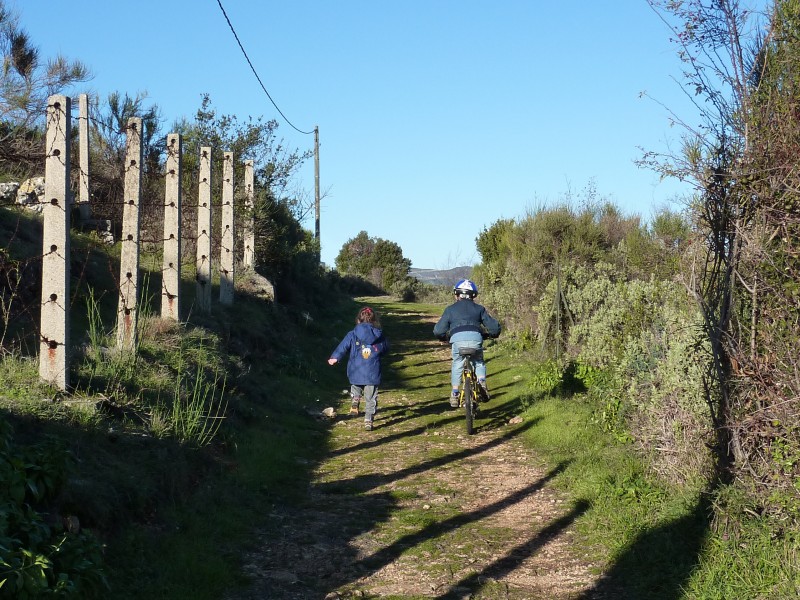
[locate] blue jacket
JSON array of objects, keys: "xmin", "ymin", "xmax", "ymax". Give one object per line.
[
  {"xmin": 433, "ymin": 298, "xmax": 501, "ymax": 341},
  {"xmin": 330, "ymin": 323, "xmax": 389, "ymax": 385}
]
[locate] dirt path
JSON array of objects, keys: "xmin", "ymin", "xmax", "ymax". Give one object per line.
[{"xmin": 228, "ymin": 305, "xmax": 601, "ymax": 599}]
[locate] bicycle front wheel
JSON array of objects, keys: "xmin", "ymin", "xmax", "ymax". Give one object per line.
[{"xmin": 463, "ymin": 377, "xmax": 474, "ymax": 435}]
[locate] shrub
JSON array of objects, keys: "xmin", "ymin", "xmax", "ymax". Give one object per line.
[
  {"xmin": 411, "ymin": 282, "xmax": 452, "ymax": 305},
  {"xmin": 334, "ymin": 231, "xmax": 411, "ymax": 291},
  {"xmin": 390, "ymin": 277, "xmax": 418, "ymax": 302},
  {"xmin": 532, "ymin": 258, "xmax": 713, "ymax": 484},
  {"xmin": 0, "ymin": 422, "xmax": 109, "ymax": 598},
  {"xmin": 617, "ymin": 294, "xmax": 713, "ymax": 484}
]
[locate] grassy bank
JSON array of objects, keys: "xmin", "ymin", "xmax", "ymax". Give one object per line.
[
  {"xmin": 0, "ymin": 203, "xmax": 363, "ymax": 597},
  {"xmin": 102, "ymin": 294, "xmax": 365, "ymax": 598},
  {"xmin": 0, "ymin": 289, "xmax": 358, "ymax": 598},
  {"xmin": 510, "ymin": 359, "xmax": 799, "ymax": 599}
]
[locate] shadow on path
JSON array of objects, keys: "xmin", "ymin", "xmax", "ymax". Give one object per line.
[
  {"xmin": 436, "ymin": 499, "xmax": 592, "ymax": 599},
  {"xmin": 353, "ymin": 462, "xmax": 571, "ymax": 584},
  {"xmin": 575, "ymin": 491, "xmax": 712, "ymax": 600},
  {"xmin": 327, "ymin": 412, "xmax": 464, "ymax": 458},
  {"xmin": 321, "ymin": 419, "xmax": 541, "ymax": 495}
]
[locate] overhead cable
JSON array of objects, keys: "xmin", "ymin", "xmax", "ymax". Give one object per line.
[{"xmin": 215, "ymin": 0, "xmax": 314, "ymax": 135}]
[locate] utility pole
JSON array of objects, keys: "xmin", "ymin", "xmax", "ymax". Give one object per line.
[{"xmin": 314, "ymin": 126, "xmax": 320, "ymax": 259}]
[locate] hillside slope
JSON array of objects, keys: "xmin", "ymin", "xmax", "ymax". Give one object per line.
[{"xmin": 410, "ymin": 266, "xmax": 472, "ymax": 287}]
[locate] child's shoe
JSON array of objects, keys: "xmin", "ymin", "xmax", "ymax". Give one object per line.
[
  {"xmin": 349, "ymin": 398, "xmax": 361, "ymax": 415},
  {"xmin": 364, "ymin": 420, "xmax": 373, "ymax": 431},
  {"xmin": 478, "ymin": 380, "xmax": 490, "ymax": 401},
  {"xmin": 449, "ymin": 390, "xmax": 460, "ymax": 409}
]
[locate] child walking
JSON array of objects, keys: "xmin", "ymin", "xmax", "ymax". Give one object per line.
[{"xmin": 328, "ymin": 306, "xmax": 389, "ymax": 431}]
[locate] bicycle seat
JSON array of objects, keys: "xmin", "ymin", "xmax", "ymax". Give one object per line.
[{"xmin": 458, "ymin": 347, "xmax": 479, "ymax": 357}]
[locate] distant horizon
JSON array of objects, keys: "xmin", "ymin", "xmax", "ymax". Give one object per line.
[
  {"xmin": 409, "ymin": 265, "xmax": 472, "ymax": 287},
  {"xmin": 409, "ymin": 266, "xmax": 473, "ymax": 272}
]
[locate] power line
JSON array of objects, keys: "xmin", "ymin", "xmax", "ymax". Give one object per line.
[{"xmin": 215, "ymin": 0, "xmax": 314, "ymax": 135}]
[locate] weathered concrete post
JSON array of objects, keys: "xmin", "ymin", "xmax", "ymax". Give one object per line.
[
  {"xmin": 242, "ymin": 159, "xmax": 255, "ymax": 269},
  {"xmin": 219, "ymin": 151, "xmax": 235, "ymax": 305},
  {"xmin": 161, "ymin": 133, "xmax": 182, "ymax": 321},
  {"xmin": 77, "ymin": 94, "xmax": 91, "ymax": 224},
  {"xmin": 116, "ymin": 117, "xmax": 143, "ymax": 350},
  {"xmin": 196, "ymin": 147, "xmax": 213, "ymax": 313},
  {"xmin": 39, "ymin": 95, "xmax": 71, "ymax": 390}
]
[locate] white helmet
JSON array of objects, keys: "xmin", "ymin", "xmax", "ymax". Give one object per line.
[{"xmin": 453, "ymin": 279, "xmax": 478, "ymax": 299}]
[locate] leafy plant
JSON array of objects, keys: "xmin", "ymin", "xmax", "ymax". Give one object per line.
[{"xmin": 0, "ymin": 422, "xmax": 109, "ymax": 598}]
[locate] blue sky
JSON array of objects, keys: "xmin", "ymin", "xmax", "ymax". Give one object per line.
[{"xmin": 13, "ymin": 0, "xmax": 700, "ymax": 269}]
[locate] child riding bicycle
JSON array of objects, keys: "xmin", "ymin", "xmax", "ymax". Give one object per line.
[{"xmin": 433, "ymin": 279, "xmax": 501, "ymax": 408}]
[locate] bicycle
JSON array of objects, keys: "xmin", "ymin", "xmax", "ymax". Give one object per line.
[{"xmin": 456, "ymin": 346, "xmax": 489, "ymax": 435}]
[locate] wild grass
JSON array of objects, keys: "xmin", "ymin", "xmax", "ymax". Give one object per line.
[
  {"xmin": 106, "ymin": 298, "xmax": 342, "ymax": 599},
  {"xmin": 0, "ymin": 353, "xmax": 45, "ymax": 399},
  {"xmin": 150, "ymin": 342, "xmax": 228, "ymax": 447},
  {"xmin": 681, "ymin": 485, "xmax": 800, "ymax": 599},
  {"xmin": 76, "ymin": 282, "xmax": 231, "ymax": 448},
  {"xmin": 684, "ymin": 527, "xmax": 799, "ymax": 599},
  {"xmin": 509, "ymin": 356, "xmax": 800, "ymax": 599}
]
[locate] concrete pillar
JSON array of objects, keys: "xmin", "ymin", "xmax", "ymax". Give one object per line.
[
  {"xmin": 196, "ymin": 147, "xmax": 212, "ymax": 313},
  {"xmin": 77, "ymin": 93, "xmax": 91, "ymax": 224},
  {"xmin": 161, "ymin": 133, "xmax": 182, "ymax": 321},
  {"xmin": 116, "ymin": 117, "xmax": 143, "ymax": 350},
  {"xmin": 219, "ymin": 151, "xmax": 235, "ymax": 305},
  {"xmin": 242, "ymin": 159, "xmax": 255, "ymax": 268},
  {"xmin": 39, "ymin": 95, "xmax": 71, "ymax": 390}
]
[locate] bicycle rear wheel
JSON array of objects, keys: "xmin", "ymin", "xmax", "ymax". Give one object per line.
[{"xmin": 463, "ymin": 377, "xmax": 474, "ymax": 435}]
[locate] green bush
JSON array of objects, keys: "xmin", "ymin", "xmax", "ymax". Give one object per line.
[
  {"xmin": 334, "ymin": 231, "xmax": 411, "ymax": 291},
  {"xmin": 617, "ymin": 292, "xmax": 713, "ymax": 484},
  {"xmin": 0, "ymin": 422, "xmax": 109, "ymax": 598},
  {"xmin": 532, "ymin": 259, "xmax": 713, "ymax": 484},
  {"xmin": 409, "ymin": 282, "xmax": 451, "ymax": 304},
  {"xmin": 390, "ymin": 277, "xmax": 418, "ymax": 302}
]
